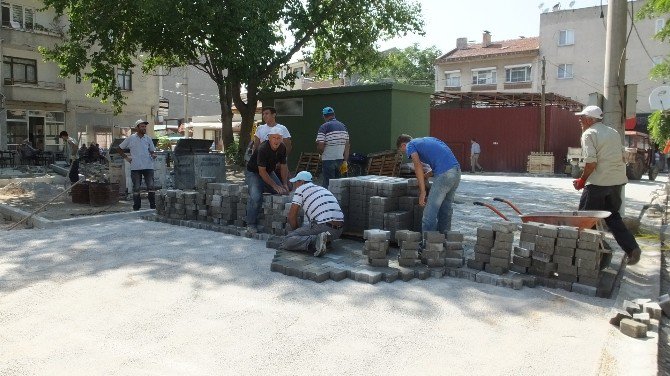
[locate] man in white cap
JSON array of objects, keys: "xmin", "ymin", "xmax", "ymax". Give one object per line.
[
  {"xmin": 116, "ymin": 119, "xmax": 157, "ymax": 211},
  {"xmin": 573, "ymin": 105, "xmax": 641, "ymax": 265},
  {"xmin": 280, "ymin": 170, "xmax": 344, "ymax": 257},
  {"xmin": 245, "ymin": 127, "xmax": 289, "ymax": 230}
]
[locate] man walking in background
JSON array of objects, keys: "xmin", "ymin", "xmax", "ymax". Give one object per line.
[
  {"xmin": 572, "ymin": 105, "xmax": 641, "ymax": 265},
  {"xmin": 470, "ymin": 138, "xmax": 483, "ymax": 173},
  {"xmin": 59, "ymin": 131, "xmax": 80, "ymax": 184},
  {"xmin": 116, "ymin": 120, "xmax": 157, "ymax": 211},
  {"xmin": 316, "ymin": 106, "xmax": 349, "ymax": 188}
]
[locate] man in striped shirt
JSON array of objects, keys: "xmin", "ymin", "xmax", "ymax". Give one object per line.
[
  {"xmin": 316, "ymin": 106, "xmax": 349, "ymax": 189},
  {"xmin": 280, "ymin": 171, "xmax": 344, "ymax": 257}
]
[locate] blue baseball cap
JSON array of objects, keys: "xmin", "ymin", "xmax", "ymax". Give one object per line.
[
  {"xmin": 322, "ymin": 107, "xmax": 335, "ymax": 116},
  {"xmin": 289, "ymin": 171, "xmax": 313, "ymax": 183}
]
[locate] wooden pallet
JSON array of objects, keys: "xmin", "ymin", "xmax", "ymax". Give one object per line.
[
  {"xmin": 527, "ymin": 152, "xmax": 554, "ymax": 174},
  {"xmin": 295, "ymin": 152, "xmax": 322, "ymax": 176},
  {"xmin": 366, "ymin": 150, "xmax": 403, "ymax": 177}
]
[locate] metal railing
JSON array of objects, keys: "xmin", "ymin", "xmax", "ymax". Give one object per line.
[{"xmin": 3, "ymin": 79, "xmax": 65, "ymax": 90}]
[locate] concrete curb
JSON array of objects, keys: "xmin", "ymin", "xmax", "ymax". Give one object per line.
[{"xmin": 0, "ymin": 203, "xmax": 154, "ymax": 229}]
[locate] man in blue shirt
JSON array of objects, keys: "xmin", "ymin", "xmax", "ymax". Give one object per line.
[{"xmin": 397, "ymin": 134, "xmax": 461, "ymax": 233}]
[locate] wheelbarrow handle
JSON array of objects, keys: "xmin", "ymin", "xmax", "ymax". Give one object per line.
[
  {"xmin": 473, "ymin": 201, "xmax": 510, "ymax": 222},
  {"xmin": 493, "ymin": 197, "xmax": 523, "ymax": 215}
]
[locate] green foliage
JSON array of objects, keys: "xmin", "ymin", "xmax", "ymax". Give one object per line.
[
  {"xmin": 647, "ymin": 110, "xmax": 670, "ymax": 144},
  {"xmin": 354, "ymin": 44, "xmax": 441, "ymax": 86},
  {"xmin": 40, "ymin": 0, "xmax": 423, "ymax": 160},
  {"xmin": 223, "ymin": 140, "xmax": 243, "ymax": 166},
  {"xmin": 156, "ymin": 135, "xmax": 171, "ymax": 151}
]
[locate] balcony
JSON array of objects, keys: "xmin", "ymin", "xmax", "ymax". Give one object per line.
[
  {"xmin": 4, "ymin": 79, "xmax": 65, "ymax": 90},
  {"xmin": 503, "ymin": 81, "xmax": 533, "ymax": 90},
  {"xmin": 1, "ymin": 24, "xmax": 63, "ymax": 48},
  {"xmin": 471, "ymin": 84, "xmax": 497, "ymax": 91}
]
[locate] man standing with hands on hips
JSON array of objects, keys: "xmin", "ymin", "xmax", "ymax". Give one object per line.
[
  {"xmin": 572, "ymin": 105, "xmax": 641, "ymax": 265},
  {"xmin": 116, "ymin": 120, "xmax": 157, "ymax": 211}
]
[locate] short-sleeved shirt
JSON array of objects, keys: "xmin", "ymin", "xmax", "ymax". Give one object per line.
[
  {"xmin": 581, "ymin": 122, "xmax": 627, "ymax": 186},
  {"xmin": 255, "ymin": 124, "xmax": 291, "ymax": 142},
  {"xmin": 63, "ymin": 137, "xmax": 78, "ymax": 161},
  {"xmin": 471, "ymin": 142, "xmax": 481, "ymax": 154},
  {"xmin": 406, "ymin": 137, "xmax": 459, "ymax": 176},
  {"xmin": 119, "ymin": 133, "xmax": 156, "ymax": 170},
  {"xmin": 316, "ymin": 119, "xmax": 349, "ymax": 161},
  {"xmin": 292, "ymin": 182, "xmax": 344, "ymax": 224},
  {"xmin": 247, "ymin": 140, "xmax": 287, "ymax": 173}
]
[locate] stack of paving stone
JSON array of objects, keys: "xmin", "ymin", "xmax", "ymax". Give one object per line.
[
  {"xmin": 527, "ymin": 222, "xmax": 558, "ymax": 278},
  {"xmin": 610, "ymin": 298, "xmax": 662, "ymax": 339},
  {"xmin": 574, "ymin": 229, "xmax": 604, "ymax": 287},
  {"xmin": 235, "ymin": 189, "xmax": 249, "ymax": 227},
  {"xmin": 468, "ymin": 226, "xmax": 494, "ymax": 271},
  {"xmin": 444, "ymin": 231, "xmax": 465, "ymax": 268},
  {"xmin": 268, "ymin": 195, "xmax": 292, "ymax": 235},
  {"xmin": 328, "ymin": 178, "xmax": 349, "ymax": 214},
  {"xmin": 369, "ymin": 196, "xmax": 397, "ymax": 229},
  {"xmin": 421, "ymin": 231, "xmax": 447, "ymax": 268},
  {"xmin": 155, "ymin": 189, "xmax": 189, "ymax": 220},
  {"xmin": 205, "ymin": 183, "xmax": 242, "ymax": 225},
  {"xmin": 364, "ymin": 229, "xmax": 391, "ymax": 267},
  {"xmin": 181, "ymin": 191, "xmax": 198, "ymax": 220},
  {"xmin": 485, "ymin": 222, "xmax": 516, "ymax": 275},
  {"xmin": 395, "ymin": 230, "xmax": 422, "ymax": 267}
]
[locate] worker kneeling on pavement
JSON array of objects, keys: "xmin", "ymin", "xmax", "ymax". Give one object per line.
[{"xmin": 280, "ymin": 171, "xmax": 344, "ymax": 257}]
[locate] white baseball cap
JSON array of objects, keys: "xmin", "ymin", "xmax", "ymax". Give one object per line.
[
  {"xmin": 289, "ymin": 171, "xmax": 313, "ymax": 183},
  {"xmin": 575, "ymin": 105, "xmax": 603, "ymax": 119},
  {"xmin": 267, "ymin": 127, "xmax": 283, "ymax": 136},
  {"xmin": 135, "ymin": 119, "xmax": 149, "ymax": 127}
]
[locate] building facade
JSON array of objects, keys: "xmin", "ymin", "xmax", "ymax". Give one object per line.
[
  {"xmin": 0, "ymin": 0, "xmax": 158, "ymax": 152},
  {"xmin": 539, "ymin": 1, "xmax": 668, "ymax": 115},
  {"xmin": 434, "ymin": 32, "xmax": 540, "ymax": 93}
]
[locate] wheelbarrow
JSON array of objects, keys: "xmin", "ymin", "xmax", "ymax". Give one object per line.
[{"xmin": 473, "ymin": 197, "xmax": 611, "ymax": 230}]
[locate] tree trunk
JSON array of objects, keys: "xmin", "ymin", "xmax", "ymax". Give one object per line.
[
  {"xmin": 218, "ymin": 80, "xmax": 234, "ymax": 147},
  {"xmin": 233, "ymin": 79, "xmax": 258, "ymax": 165}
]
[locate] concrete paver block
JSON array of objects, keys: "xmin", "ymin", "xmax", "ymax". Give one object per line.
[
  {"xmin": 659, "ymin": 294, "xmax": 670, "ymax": 317},
  {"xmin": 609, "ymin": 308, "xmax": 632, "ymax": 326},
  {"xmin": 572, "ymin": 283, "xmax": 597, "ymax": 297},
  {"xmin": 619, "ymin": 318, "xmax": 647, "ymax": 338},
  {"xmin": 623, "ymin": 300, "xmax": 642, "ymax": 315},
  {"xmin": 643, "ymin": 302, "xmax": 662, "ymax": 320}
]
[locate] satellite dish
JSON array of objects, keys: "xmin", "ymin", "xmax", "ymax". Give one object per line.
[
  {"xmin": 569, "ymin": 1, "xmax": 575, "ymax": 7},
  {"xmin": 538, "ymin": 2, "xmax": 545, "ymax": 9},
  {"xmin": 649, "ymin": 86, "xmax": 670, "ymax": 111}
]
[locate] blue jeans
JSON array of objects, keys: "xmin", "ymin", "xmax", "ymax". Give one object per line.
[
  {"xmin": 322, "ymin": 159, "xmax": 342, "ymax": 188},
  {"xmin": 245, "ymin": 170, "xmax": 281, "ymax": 226},
  {"xmin": 131, "ymin": 169, "xmax": 155, "ymax": 210},
  {"xmin": 422, "ymin": 166, "xmax": 461, "ymax": 233}
]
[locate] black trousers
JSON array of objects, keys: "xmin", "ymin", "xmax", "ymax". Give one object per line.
[
  {"xmin": 578, "ymin": 184, "xmax": 638, "ymax": 254},
  {"xmin": 68, "ymin": 159, "xmax": 80, "ymax": 183}
]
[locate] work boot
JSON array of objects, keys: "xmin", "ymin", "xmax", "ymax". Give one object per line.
[
  {"xmin": 133, "ymin": 194, "xmax": 141, "ymax": 211},
  {"xmin": 627, "ymin": 248, "xmax": 642, "ymax": 265},
  {"xmin": 148, "ymin": 192, "xmax": 156, "ymax": 209}
]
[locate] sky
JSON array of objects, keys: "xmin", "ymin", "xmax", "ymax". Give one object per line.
[{"xmin": 378, "ymin": 0, "xmax": 608, "ymax": 53}]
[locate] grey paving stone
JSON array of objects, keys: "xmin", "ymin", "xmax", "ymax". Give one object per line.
[
  {"xmin": 659, "ymin": 294, "xmax": 670, "ymax": 317},
  {"xmin": 430, "ymin": 268, "xmax": 445, "ymax": 278},
  {"xmin": 444, "ymin": 241, "xmax": 463, "ymax": 250},
  {"xmin": 476, "ymin": 271, "xmax": 502, "ymax": 285},
  {"xmin": 423, "ymin": 231, "xmax": 445, "ymax": 243},
  {"xmin": 578, "ymin": 229, "xmax": 602, "ymax": 242},
  {"xmin": 557, "ymin": 226, "xmax": 579, "ymax": 239},
  {"xmin": 397, "ymin": 267, "xmax": 416, "ymax": 281},
  {"xmin": 633, "ymin": 312, "xmax": 651, "ymax": 329},
  {"xmin": 513, "ymin": 246, "xmax": 531, "ymax": 258},
  {"xmin": 491, "ymin": 248, "xmax": 511, "ymax": 259},
  {"xmin": 415, "ymin": 268, "xmax": 431, "ymax": 280},
  {"xmin": 623, "ymin": 300, "xmax": 642, "ymax": 315},
  {"xmin": 444, "ymin": 258, "xmax": 463, "ymax": 268},
  {"xmin": 572, "ymin": 283, "xmax": 597, "ymax": 297},
  {"xmin": 476, "ymin": 227, "xmax": 494, "ymax": 239},
  {"xmin": 489, "ymin": 256, "xmax": 510, "ymax": 268},
  {"xmin": 644, "ymin": 302, "xmax": 662, "ymax": 320},
  {"xmin": 329, "ymin": 268, "xmax": 348, "ymax": 281},
  {"xmin": 466, "ymin": 259, "xmax": 485, "ymax": 270},
  {"xmin": 381, "ymin": 268, "xmax": 400, "ymax": 283},
  {"xmin": 609, "ymin": 308, "xmax": 632, "ymax": 326},
  {"xmin": 620, "ymin": 318, "xmax": 647, "ymax": 338},
  {"xmin": 509, "ymin": 264, "xmax": 528, "ymax": 274}
]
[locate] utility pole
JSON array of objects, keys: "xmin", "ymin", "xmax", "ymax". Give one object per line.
[
  {"xmin": 603, "ymin": 0, "xmax": 627, "ymax": 140},
  {"xmin": 540, "ymin": 56, "xmax": 546, "ymax": 153}
]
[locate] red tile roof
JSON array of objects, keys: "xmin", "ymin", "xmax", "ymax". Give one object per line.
[{"xmin": 436, "ymin": 37, "xmax": 539, "ymax": 63}]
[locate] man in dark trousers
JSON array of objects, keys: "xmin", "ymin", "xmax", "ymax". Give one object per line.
[
  {"xmin": 573, "ymin": 105, "xmax": 641, "ymax": 265},
  {"xmin": 59, "ymin": 131, "xmax": 80, "ymax": 184},
  {"xmin": 245, "ymin": 127, "xmax": 289, "ymax": 230},
  {"xmin": 116, "ymin": 120, "xmax": 157, "ymax": 211}
]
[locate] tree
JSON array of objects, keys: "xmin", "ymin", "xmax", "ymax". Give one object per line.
[
  {"xmin": 353, "ymin": 44, "xmax": 441, "ymax": 86},
  {"xmin": 637, "ymin": 1, "xmax": 670, "ymax": 144},
  {"xmin": 40, "ymin": 0, "xmax": 423, "ymax": 162}
]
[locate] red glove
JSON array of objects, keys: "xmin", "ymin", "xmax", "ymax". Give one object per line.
[{"xmin": 573, "ymin": 178, "xmax": 586, "ymax": 190}]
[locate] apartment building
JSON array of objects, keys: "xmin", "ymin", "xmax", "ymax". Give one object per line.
[
  {"xmin": 0, "ymin": 0, "xmax": 158, "ymax": 151},
  {"xmin": 434, "ymin": 32, "xmax": 540, "ymax": 93},
  {"xmin": 539, "ymin": 1, "xmax": 669, "ymax": 114}
]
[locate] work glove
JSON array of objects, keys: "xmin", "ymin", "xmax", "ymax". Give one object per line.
[
  {"xmin": 340, "ymin": 161, "xmax": 348, "ymax": 175},
  {"xmin": 573, "ymin": 178, "xmax": 586, "ymax": 190}
]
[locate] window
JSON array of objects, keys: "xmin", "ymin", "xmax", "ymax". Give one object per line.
[
  {"xmin": 559, "ymin": 29, "xmax": 575, "ymax": 46},
  {"xmin": 1, "ymin": 3, "xmax": 34, "ymax": 30},
  {"xmin": 3, "ymin": 56, "xmax": 37, "ymax": 84},
  {"xmin": 471, "ymin": 69, "xmax": 496, "ymax": 85},
  {"xmin": 116, "ymin": 69, "xmax": 132, "ymax": 90},
  {"xmin": 292, "ymin": 67, "xmax": 304, "ymax": 78},
  {"xmin": 444, "ymin": 71, "xmax": 461, "ymax": 87},
  {"xmin": 558, "ymin": 64, "xmax": 573, "ymax": 79},
  {"xmin": 505, "ymin": 65, "xmax": 531, "ymax": 83},
  {"xmin": 656, "ymin": 19, "xmax": 665, "ymax": 34},
  {"xmin": 274, "ymin": 98, "xmax": 303, "ymax": 116}
]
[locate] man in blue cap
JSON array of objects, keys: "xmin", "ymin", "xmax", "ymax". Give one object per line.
[
  {"xmin": 316, "ymin": 106, "xmax": 349, "ymax": 189},
  {"xmin": 280, "ymin": 170, "xmax": 344, "ymax": 257}
]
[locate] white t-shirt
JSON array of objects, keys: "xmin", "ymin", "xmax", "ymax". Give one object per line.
[
  {"xmin": 119, "ymin": 133, "xmax": 156, "ymax": 170},
  {"xmin": 255, "ymin": 124, "xmax": 291, "ymax": 142}
]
